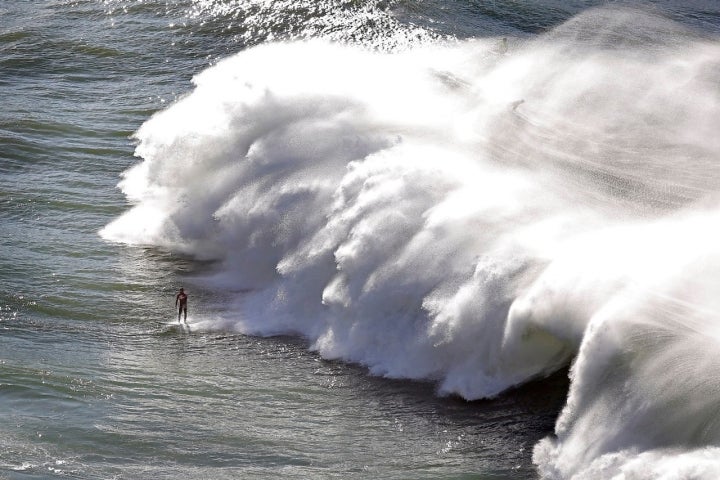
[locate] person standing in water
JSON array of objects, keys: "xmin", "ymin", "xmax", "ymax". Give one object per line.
[{"xmin": 175, "ymin": 287, "xmax": 188, "ymax": 323}]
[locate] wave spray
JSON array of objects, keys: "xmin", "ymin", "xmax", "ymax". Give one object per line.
[{"xmin": 102, "ymin": 8, "xmax": 720, "ymax": 478}]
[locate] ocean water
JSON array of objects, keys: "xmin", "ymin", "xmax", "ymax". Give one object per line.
[{"xmin": 3, "ymin": 1, "xmax": 720, "ymax": 478}]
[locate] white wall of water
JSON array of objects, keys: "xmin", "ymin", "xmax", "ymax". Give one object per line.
[{"xmin": 102, "ymin": 9, "xmax": 720, "ymax": 478}]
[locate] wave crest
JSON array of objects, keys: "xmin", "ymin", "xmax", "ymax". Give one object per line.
[{"xmin": 103, "ymin": 10, "xmax": 720, "ymax": 477}]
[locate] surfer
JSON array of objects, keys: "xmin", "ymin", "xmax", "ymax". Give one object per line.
[
  {"xmin": 499, "ymin": 37, "xmax": 508, "ymax": 54},
  {"xmin": 510, "ymin": 98, "xmax": 525, "ymax": 111},
  {"xmin": 175, "ymin": 287, "xmax": 188, "ymax": 323}
]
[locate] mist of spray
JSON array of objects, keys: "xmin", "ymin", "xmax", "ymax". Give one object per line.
[{"xmin": 102, "ymin": 8, "xmax": 720, "ymax": 478}]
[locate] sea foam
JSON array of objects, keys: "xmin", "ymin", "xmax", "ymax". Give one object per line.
[{"xmin": 102, "ymin": 8, "xmax": 720, "ymax": 478}]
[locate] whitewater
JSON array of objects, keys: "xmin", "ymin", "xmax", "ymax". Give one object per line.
[{"xmin": 100, "ymin": 7, "xmax": 720, "ymax": 479}]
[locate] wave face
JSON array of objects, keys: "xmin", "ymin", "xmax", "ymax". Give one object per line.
[{"xmin": 102, "ymin": 7, "xmax": 720, "ymax": 479}]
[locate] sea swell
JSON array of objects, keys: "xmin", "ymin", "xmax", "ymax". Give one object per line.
[{"xmin": 102, "ymin": 7, "xmax": 720, "ymax": 479}]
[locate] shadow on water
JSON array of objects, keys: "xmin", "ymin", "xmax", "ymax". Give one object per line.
[
  {"xmin": 189, "ymin": 332, "xmax": 569, "ymax": 478},
  {"xmin": 347, "ymin": 352, "xmax": 568, "ymax": 445}
]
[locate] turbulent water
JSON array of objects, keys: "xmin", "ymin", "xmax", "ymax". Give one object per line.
[{"xmin": 3, "ymin": 1, "xmax": 720, "ymax": 479}]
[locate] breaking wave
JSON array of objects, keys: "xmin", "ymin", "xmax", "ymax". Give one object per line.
[{"xmin": 102, "ymin": 7, "xmax": 720, "ymax": 479}]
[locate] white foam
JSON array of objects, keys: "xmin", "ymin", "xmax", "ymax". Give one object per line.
[{"xmin": 103, "ymin": 8, "xmax": 720, "ymax": 478}]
